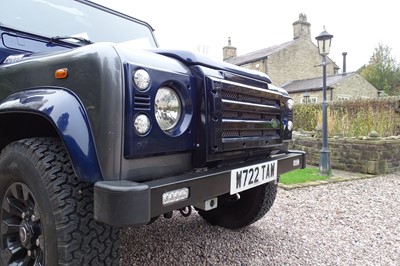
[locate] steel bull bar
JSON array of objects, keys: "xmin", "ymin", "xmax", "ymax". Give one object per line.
[{"xmin": 94, "ymin": 150, "xmax": 306, "ymax": 227}]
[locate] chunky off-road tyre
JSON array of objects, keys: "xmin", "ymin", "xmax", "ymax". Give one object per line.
[
  {"xmin": 0, "ymin": 137, "xmax": 121, "ymax": 265},
  {"xmin": 197, "ymin": 182, "xmax": 277, "ymax": 229}
]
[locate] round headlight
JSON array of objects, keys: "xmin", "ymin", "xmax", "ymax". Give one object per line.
[
  {"xmin": 134, "ymin": 114, "xmax": 151, "ymax": 135},
  {"xmin": 155, "ymin": 87, "xmax": 182, "ymax": 131},
  {"xmin": 286, "ymin": 99, "xmax": 294, "ymax": 110},
  {"xmin": 133, "ymin": 69, "xmax": 151, "ymax": 90}
]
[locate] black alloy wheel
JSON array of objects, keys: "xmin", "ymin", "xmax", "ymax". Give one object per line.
[
  {"xmin": 1, "ymin": 182, "xmax": 44, "ymax": 265},
  {"xmin": 0, "ymin": 137, "xmax": 121, "ymax": 265}
]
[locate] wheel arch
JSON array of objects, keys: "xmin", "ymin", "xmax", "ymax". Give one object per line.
[{"xmin": 0, "ymin": 87, "xmax": 103, "ymax": 182}]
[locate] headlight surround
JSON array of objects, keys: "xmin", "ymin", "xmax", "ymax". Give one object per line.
[{"xmin": 155, "ymin": 87, "xmax": 182, "ymax": 131}]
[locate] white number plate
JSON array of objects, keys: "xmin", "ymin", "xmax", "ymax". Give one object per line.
[{"xmin": 230, "ymin": 160, "xmax": 278, "ymax": 194}]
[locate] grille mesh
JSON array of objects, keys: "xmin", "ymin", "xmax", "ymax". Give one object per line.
[{"xmin": 209, "ymin": 77, "xmax": 282, "ymax": 152}]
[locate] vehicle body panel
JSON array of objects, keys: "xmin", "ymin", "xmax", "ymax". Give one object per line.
[
  {"xmin": 0, "ymin": 0, "xmax": 305, "ymax": 229},
  {"xmin": 0, "ymin": 88, "xmax": 102, "ymax": 182}
]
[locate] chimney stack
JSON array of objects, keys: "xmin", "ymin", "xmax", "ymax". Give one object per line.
[
  {"xmin": 293, "ymin": 13, "xmax": 311, "ymax": 40},
  {"xmin": 223, "ymin": 37, "xmax": 237, "ymax": 61},
  {"xmin": 342, "ymin": 52, "xmax": 347, "ymax": 75}
]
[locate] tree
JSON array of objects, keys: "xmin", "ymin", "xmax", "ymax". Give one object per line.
[
  {"xmin": 195, "ymin": 44, "xmax": 209, "ymax": 55},
  {"xmin": 358, "ymin": 44, "xmax": 400, "ymax": 95}
]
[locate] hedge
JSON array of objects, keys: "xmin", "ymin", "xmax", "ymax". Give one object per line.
[{"xmin": 293, "ymin": 97, "xmax": 400, "ymax": 137}]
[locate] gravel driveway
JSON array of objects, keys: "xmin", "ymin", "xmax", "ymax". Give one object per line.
[{"xmin": 121, "ymin": 173, "xmax": 400, "ymax": 265}]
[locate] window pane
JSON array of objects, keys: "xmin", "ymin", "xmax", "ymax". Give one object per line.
[{"xmin": 0, "ymin": 0, "xmax": 157, "ymax": 49}]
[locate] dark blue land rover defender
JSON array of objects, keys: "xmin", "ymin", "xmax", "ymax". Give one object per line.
[{"xmin": 0, "ymin": 0, "xmax": 305, "ymax": 265}]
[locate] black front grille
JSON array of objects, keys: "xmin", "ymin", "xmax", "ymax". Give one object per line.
[{"xmin": 207, "ymin": 76, "xmax": 283, "ymax": 157}]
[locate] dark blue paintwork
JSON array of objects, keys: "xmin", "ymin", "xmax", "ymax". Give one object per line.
[
  {"xmin": 0, "ymin": 38, "xmax": 198, "ymax": 182},
  {"xmin": 150, "ymin": 49, "xmax": 272, "ymax": 84},
  {"xmin": 0, "ymin": 0, "xmax": 293, "ymax": 184},
  {"xmin": 0, "ymin": 88, "xmax": 103, "ymax": 182},
  {"xmin": 124, "ymin": 63, "xmax": 196, "ymax": 158}
]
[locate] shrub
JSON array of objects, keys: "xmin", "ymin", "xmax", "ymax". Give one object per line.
[{"xmin": 294, "ymin": 97, "xmax": 400, "ymax": 137}]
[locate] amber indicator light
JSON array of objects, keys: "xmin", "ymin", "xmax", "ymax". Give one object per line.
[{"xmin": 55, "ymin": 68, "xmax": 68, "ymax": 79}]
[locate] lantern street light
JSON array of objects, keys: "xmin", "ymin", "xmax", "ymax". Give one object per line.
[{"xmin": 315, "ymin": 27, "xmax": 333, "ymax": 176}]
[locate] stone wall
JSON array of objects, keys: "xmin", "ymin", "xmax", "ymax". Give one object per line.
[
  {"xmin": 289, "ymin": 73, "xmax": 379, "ymax": 104},
  {"xmin": 238, "ymin": 39, "xmax": 338, "ymax": 87},
  {"xmin": 267, "ymin": 39, "xmax": 337, "ymax": 86},
  {"xmin": 290, "ymin": 135, "xmax": 400, "ymax": 175},
  {"xmin": 290, "ymin": 88, "xmax": 330, "ymax": 104},
  {"xmin": 241, "ymin": 59, "xmax": 267, "ymax": 75},
  {"xmin": 333, "ymin": 73, "xmax": 379, "ymax": 100}
]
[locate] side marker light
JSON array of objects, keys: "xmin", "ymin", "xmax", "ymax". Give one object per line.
[{"xmin": 55, "ymin": 68, "xmax": 68, "ymax": 79}]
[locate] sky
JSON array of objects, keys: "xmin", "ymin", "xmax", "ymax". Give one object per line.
[{"xmin": 92, "ymin": 0, "xmax": 399, "ymax": 73}]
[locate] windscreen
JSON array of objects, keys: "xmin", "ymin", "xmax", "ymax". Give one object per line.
[{"xmin": 0, "ymin": 0, "xmax": 157, "ymax": 49}]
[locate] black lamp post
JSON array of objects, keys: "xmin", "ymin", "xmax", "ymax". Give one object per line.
[{"xmin": 315, "ymin": 27, "xmax": 333, "ymax": 176}]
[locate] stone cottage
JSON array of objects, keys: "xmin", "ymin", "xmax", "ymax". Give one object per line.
[
  {"xmin": 282, "ymin": 72, "xmax": 379, "ymax": 103},
  {"xmin": 223, "ymin": 13, "xmax": 378, "ymax": 102}
]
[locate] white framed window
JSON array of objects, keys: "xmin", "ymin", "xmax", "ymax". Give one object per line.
[
  {"xmin": 300, "ymin": 96, "xmax": 317, "ymax": 103},
  {"xmin": 337, "ymin": 96, "xmax": 350, "ymax": 101}
]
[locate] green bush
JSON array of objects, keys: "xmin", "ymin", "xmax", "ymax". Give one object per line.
[
  {"xmin": 293, "ymin": 104, "xmax": 320, "ymax": 132},
  {"xmin": 294, "ymin": 97, "xmax": 400, "ymax": 137}
]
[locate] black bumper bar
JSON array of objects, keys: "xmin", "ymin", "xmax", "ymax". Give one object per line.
[{"xmin": 94, "ymin": 150, "xmax": 306, "ymax": 227}]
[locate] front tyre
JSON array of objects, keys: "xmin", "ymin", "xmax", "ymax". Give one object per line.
[
  {"xmin": 197, "ymin": 182, "xmax": 277, "ymax": 229},
  {"xmin": 0, "ymin": 138, "xmax": 120, "ymax": 265}
]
